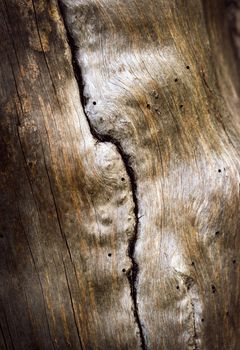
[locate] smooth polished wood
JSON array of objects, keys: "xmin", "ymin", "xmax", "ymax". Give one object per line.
[{"xmin": 0, "ymin": 0, "xmax": 240, "ymax": 349}]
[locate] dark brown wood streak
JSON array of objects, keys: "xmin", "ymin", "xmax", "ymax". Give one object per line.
[{"xmin": 0, "ymin": 0, "xmax": 240, "ymax": 349}]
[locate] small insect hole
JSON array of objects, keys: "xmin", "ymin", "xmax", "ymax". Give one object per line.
[
  {"xmin": 218, "ymin": 169, "xmax": 221, "ymax": 173},
  {"xmin": 180, "ymin": 104, "xmax": 183, "ymax": 109},
  {"xmin": 108, "ymin": 253, "xmax": 112, "ymax": 257},
  {"xmin": 176, "ymin": 285, "xmax": 180, "ymax": 290},
  {"xmin": 93, "ymin": 101, "xmax": 97, "ymax": 105},
  {"xmin": 122, "ymin": 269, "xmax": 126, "ymax": 273},
  {"xmin": 186, "ymin": 65, "xmax": 190, "ymax": 69},
  {"xmin": 147, "ymin": 104, "xmax": 151, "ymax": 109},
  {"xmin": 211, "ymin": 285, "xmax": 216, "ymax": 294},
  {"xmin": 191, "ymin": 261, "xmax": 195, "ymax": 266},
  {"xmin": 174, "ymin": 78, "xmax": 178, "ymax": 82},
  {"xmin": 121, "ymin": 177, "xmax": 125, "ymax": 181},
  {"xmin": 201, "ymin": 318, "xmax": 204, "ymax": 322},
  {"xmin": 232, "ymin": 259, "xmax": 236, "ymax": 264},
  {"xmin": 215, "ymin": 231, "xmax": 220, "ymax": 236}
]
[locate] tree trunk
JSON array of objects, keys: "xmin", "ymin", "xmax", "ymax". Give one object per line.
[{"xmin": 0, "ymin": 0, "xmax": 240, "ymax": 349}]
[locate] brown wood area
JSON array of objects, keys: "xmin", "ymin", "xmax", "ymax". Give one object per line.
[{"xmin": 0, "ymin": 0, "xmax": 240, "ymax": 349}]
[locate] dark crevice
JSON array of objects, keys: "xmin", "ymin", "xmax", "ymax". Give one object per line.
[{"xmin": 58, "ymin": 2, "xmax": 146, "ymax": 348}]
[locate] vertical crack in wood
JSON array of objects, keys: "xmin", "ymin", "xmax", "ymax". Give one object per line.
[{"xmin": 57, "ymin": 2, "xmax": 146, "ymax": 348}]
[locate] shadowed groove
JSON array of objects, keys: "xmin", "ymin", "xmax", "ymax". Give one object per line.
[{"xmin": 57, "ymin": 1, "xmax": 147, "ymax": 348}]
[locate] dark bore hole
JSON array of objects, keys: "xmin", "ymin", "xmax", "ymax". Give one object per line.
[
  {"xmin": 108, "ymin": 253, "xmax": 112, "ymax": 257},
  {"xmin": 201, "ymin": 318, "xmax": 204, "ymax": 322},
  {"xmin": 191, "ymin": 261, "xmax": 195, "ymax": 266},
  {"xmin": 174, "ymin": 78, "xmax": 178, "ymax": 82},
  {"xmin": 121, "ymin": 177, "xmax": 125, "ymax": 181},
  {"xmin": 147, "ymin": 104, "xmax": 151, "ymax": 109},
  {"xmin": 215, "ymin": 231, "xmax": 220, "ymax": 235},
  {"xmin": 180, "ymin": 104, "xmax": 183, "ymax": 109},
  {"xmin": 232, "ymin": 259, "xmax": 236, "ymax": 264},
  {"xmin": 176, "ymin": 285, "xmax": 180, "ymax": 290},
  {"xmin": 93, "ymin": 101, "xmax": 97, "ymax": 105},
  {"xmin": 122, "ymin": 269, "xmax": 126, "ymax": 273},
  {"xmin": 226, "ymin": 311, "xmax": 229, "ymax": 316},
  {"xmin": 218, "ymin": 169, "xmax": 221, "ymax": 173},
  {"xmin": 186, "ymin": 65, "xmax": 190, "ymax": 69},
  {"xmin": 211, "ymin": 285, "xmax": 216, "ymax": 294}
]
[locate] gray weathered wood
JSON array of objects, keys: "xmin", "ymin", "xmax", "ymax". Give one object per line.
[{"xmin": 1, "ymin": 0, "xmax": 240, "ymax": 349}]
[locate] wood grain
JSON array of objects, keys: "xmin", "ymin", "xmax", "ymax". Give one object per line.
[
  {"xmin": 0, "ymin": 0, "xmax": 139, "ymax": 348},
  {"xmin": 1, "ymin": 0, "xmax": 240, "ymax": 349}
]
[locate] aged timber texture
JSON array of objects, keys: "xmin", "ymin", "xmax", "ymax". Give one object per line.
[{"xmin": 0, "ymin": 0, "xmax": 240, "ymax": 349}]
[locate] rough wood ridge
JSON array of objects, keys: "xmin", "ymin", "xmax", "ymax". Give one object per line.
[{"xmin": 0, "ymin": 0, "xmax": 240, "ymax": 349}]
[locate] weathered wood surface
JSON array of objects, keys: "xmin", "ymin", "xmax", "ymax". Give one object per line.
[{"xmin": 0, "ymin": 0, "xmax": 240, "ymax": 349}]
